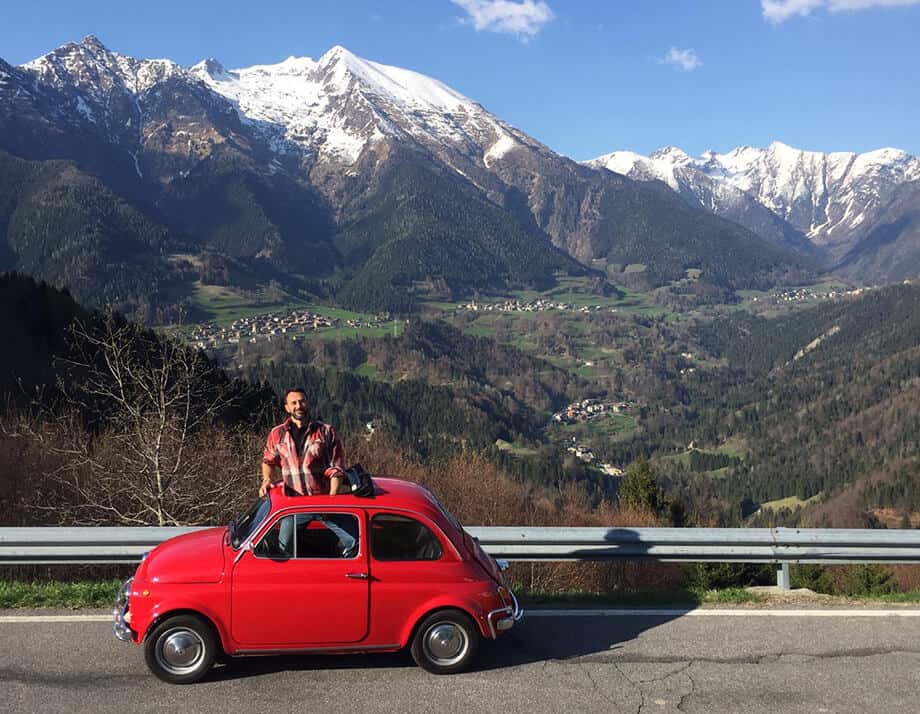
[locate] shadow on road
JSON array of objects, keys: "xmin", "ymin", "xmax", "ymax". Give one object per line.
[
  {"xmin": 474, "ymin": 610, "xmax": 683, "ymax": 672},
  {"xmin": 208, "ymin": 651, "xmax": 414, "ymax": 681}
]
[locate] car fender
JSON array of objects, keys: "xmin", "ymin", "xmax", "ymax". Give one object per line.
[
  {"xmin": 398, "ymin": 595, "xmax": 489, "ymax": 646},
  {"xmin": 141, "ymin": 598, "xmax": 232, "ymax": 653}
]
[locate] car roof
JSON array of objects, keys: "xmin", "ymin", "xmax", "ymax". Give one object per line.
[{"xmin": 267, "ymin": 477, "xmax": 449, "ymax": 522}]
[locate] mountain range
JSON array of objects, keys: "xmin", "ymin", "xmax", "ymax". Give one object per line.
[
  {"xmin": 587, "ymin": 143, "xmax": 920, "ymax": 284},
  {"xmin": 0, "ymin": 37, "xmax": 852, "ymax": 316}
]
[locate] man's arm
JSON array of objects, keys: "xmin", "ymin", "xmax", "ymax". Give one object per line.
[
  {"xmin": 328, "ymin": 475, "xmax": 342, "ymax": 496},
  {"xmin": 260, "ymin": 429, "xmax": 282, "ymax": 496},
  {"xmin": 325, "ymin": 425, "xmax": 346, "ymax": 495},
  {"xmin": 260, "ymin": 462, "xmax": 279, "ymax": 497}
]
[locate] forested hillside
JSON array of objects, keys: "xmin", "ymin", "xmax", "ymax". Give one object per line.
[
  {"xmin": 591, "ymin": 176, "xmax": 815, "ymax": 289},
  {"xmin": 0, "ymin": 151, "xmax": 172, "ymax": 311},
  {"xmin": 0, "ymin": 274, "xmax": 604, "ymax": 527},
  {"xmin": 332, "ymin": 157, "xmax": 586, "ymax": 312},
  {"xmin": 646, "ymin": 284, "xmax": 920, "ymax": 525},
  {"xmin": 0, "ymin": 272, "xmax": 87, "ymax": 400}
]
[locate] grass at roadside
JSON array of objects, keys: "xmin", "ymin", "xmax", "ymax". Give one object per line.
[
  {"xmin": 5, "ymin": 579, "xmax": 920, "ymax": 609},
  {"xmin": 859, "ymin": 589, "xmax": 920, "ymax": 603},
  {"xmin": 516, "ymin": 587, "xmax": 767, "ymax": 607},
  {"xmin": 0, "ymin": 579, "xmax": 122, "ymax": 608},
  {"xmin": 0, "ymin": 579, "xmax": 763, "ymax": 609}
]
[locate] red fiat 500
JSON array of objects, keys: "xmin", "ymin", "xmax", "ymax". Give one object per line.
[{"xmin": 113, "ymin": 477, "xmax": 522, "ymax": 683}]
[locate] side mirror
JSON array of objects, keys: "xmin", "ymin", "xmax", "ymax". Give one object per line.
[{"xmin": 234, "ymin": 540, "xmax": 255, "ymax": 564}]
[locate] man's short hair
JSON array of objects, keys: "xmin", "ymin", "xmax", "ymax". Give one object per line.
[{"xmin": 283, "ymin": 387, "xmax": 307, "ymax": 403}]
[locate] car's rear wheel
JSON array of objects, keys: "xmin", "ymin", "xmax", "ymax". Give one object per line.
[
  {"xmin": 410, "ymin": 609, "xmax": 479, "ymax": 674},
  {"xmin": 143, "ymin": 614, "xmax": 218, "ymax": 684}
]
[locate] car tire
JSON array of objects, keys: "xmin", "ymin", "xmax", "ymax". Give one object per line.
[
  {"xmin": 410, "ymin": 609, "xmax": 480, "ymax": 674},
  {"xmin": 143, "ymin": 614, "xmax": 218, "ymax": 684}
]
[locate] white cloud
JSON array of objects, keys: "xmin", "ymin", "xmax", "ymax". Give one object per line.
[
  {"xmin": 451, "ymin": 0, "xmax": 555, "ymax": 39},
  {"xmin": 659, "ymin": 47, "xmax": 702, "ymax": 72},
  {"xmin": 762, "ymin": 0, "xmax": 920, "ymax": 23}
]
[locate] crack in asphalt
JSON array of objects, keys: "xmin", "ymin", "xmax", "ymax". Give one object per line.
[
  {"xmin": 554, "ymin": 648, "xmax": 920, "ymax": 712},
  {"xmin": 612, "ymin": 661, "xmax": 644, "ymax": 714},
  {"xmin": 613, "ymin": 660, "xmax": 695, "ymax": 714},
  {"xmin": 632, "ymin": 660, "xmax": 693, "ymax": 685},
  {"xmin": 580, "ymin": 660, "xmax": 620, "ymax": 710},
  {"xmin": 572, "ymin": 647, "xmax": 920, "ymax": 667},
  {"xmin": 676, "ymin": 662, "xmax": 695, "ymax": 712}
]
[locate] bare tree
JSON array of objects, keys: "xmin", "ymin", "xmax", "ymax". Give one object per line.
[{"xmin": 21, "ymin": 309, "xmax": 254, "ymax": 526}]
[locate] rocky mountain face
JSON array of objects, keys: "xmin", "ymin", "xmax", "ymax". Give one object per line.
[
  {"xmin": 186, "ymin": 43, "xmax": 803, "ymax": 281},
  {"xmin": 588, "ymin": 143, "xmax": 920, "ymax": 281},
  {"xmin": 832, "ymin": 180, "xmax": 920, "ymax": 284},
  {"xmin": 0, "ymin": 37, "xmax": 811, "ymax": 315}
]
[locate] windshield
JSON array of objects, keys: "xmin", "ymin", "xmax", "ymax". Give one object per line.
[{"xmin": 230, "ymin": 497, "xmax": 272, "ymax": 549}]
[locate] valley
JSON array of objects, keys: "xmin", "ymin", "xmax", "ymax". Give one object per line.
[{"xmin": 167, "ymin": 266, "xmax": 915, "ymax": 530}]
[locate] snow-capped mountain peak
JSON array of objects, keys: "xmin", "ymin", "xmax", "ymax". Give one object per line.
[
  {"xmin": 23, "ymin": 35, "xmax": 183, "ymax": 95},
  {"xmin": 314, "ymin": 45, "xmax": 472, "ymax": 113},
  {"xmin": 190, "ymin": 44, "xmax": 508, "ymax": 166},
  {"xmin": 189, "ymin": 58, "xmax": 234, "ymax": 81},
  {"xmin": 15, "ymin": 38, "xmax": 521, "ymax": 173},
  {"xmin": 649, "ymin": 146, "xmax": 691, "ymax": 164},
  {"xmin": 587, "ymin": 142, "xmax": 920, "ymax": 258}
]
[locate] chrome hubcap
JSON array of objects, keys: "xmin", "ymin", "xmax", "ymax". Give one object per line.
[
  {"xmin": 156, "ymin": 628, "xmax": 205, "ymax": 674},
  {"xmin": 424, "ymin": 622, "xmax": 468, "ymax": 665}
]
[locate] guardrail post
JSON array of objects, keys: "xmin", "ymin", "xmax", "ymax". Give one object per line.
[{"xmin": 777, "ymin": 563, "xmax": 791, "ymax": 590}]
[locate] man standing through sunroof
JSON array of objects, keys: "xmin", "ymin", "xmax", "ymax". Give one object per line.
[{"xmin": 260, "ymin": 387, "xmax": 347, "ymax": 497}]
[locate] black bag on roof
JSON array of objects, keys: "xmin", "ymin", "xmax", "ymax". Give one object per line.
[{"xmin": 344, "ymin": 464, "xmax": 375, "ymax": 498}]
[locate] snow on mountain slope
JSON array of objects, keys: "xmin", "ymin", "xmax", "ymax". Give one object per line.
[
  {"xmin": 190, "ymin": 45, "xmax": 522, "ymax": 166},
  {"xmin": 586, "ymin": 146, "xmax": 816, "ymax": 255},
  {"xmin": 588, "ymin": 142, "xmax": 920, "ymax": 259},
  {"xmin": 17, "ymin": 36, "xmax": 213, "ymax": 179},
  {"xmin": 16, "ymin": 37, "xmax": 529, "ymax": 175},
  {"xmin": 22, "ymin": 35, "xmax": 183, "ymax": 105}
]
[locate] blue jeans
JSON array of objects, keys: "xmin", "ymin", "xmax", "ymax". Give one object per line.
[{"xmin": 277, "ymin": 515, "xmax": 358, "ymax": 558}]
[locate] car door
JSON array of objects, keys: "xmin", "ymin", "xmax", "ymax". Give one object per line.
[
  {"xmin": 231, "ymin": 509, "xmax": 369, "ymax": 647},
  {"xmin": 367, "ymin": 511, "xmax": 465, "ymax": 644}
]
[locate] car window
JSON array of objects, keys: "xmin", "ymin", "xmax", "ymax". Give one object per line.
[
  {"xmin": 254, "ymin": 515, "xmax": 293, "ymax": 559},
  {"xmin": 231, "ymin": 497, "xmax": 272, "ymax": 548},
  {"xmin": 370, "ymin": 513, "xmax": 443, "ymax": 561},
  {"xmin": 255, "ymin": 513, "xmax": 360, "ymax": 560}
]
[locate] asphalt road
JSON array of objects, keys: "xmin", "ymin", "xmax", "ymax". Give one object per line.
[{"xmin": 3, "ymin": 607, "xmax": 920, "ymax": 713}]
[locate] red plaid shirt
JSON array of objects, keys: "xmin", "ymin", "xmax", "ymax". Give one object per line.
[{"xmin": 262, "ymin": 419, "xmax": 346, "ymax": 495}]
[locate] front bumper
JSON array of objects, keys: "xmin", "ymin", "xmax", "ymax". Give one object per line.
[
  {"xmin": 112, "ymin": 576, "xmax": 134, "ymax": 642},
  {"xmin": 486, "ymin": 589, "xmax": 524, "ymax": 639}
]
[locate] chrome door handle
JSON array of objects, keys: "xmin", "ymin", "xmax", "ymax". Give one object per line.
[{"xmin": 346, "ymin": 572, "xmax": 369, "ymax": 580}]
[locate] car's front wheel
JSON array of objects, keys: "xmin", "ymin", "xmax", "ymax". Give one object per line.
[
  {"xmin": 410, "ymin": 609, "xmax": 480, "ymax": 674},
  {"xmin": 143, "ymin": 614, "xmax": 218, "ymax": 684}
]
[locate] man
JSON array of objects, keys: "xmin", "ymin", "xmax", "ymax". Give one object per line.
[
  {"xmin": 260, "ymin": 388, "xmax": 355, "ymax": 556},
  {"xmin": 260, "ymin": 388, "xmax": 347, "ymax": 497}
]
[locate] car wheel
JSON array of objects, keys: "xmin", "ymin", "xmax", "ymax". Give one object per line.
[
  {"xmin": 410, "ymin": 609, "xmax": 479, "ymax": 674},
  {"xmin": 143, "ymin": 614, "xmax": 218, "ymax": 684}
]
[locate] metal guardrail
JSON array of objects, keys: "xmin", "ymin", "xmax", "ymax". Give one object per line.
[
  {"xmin": 0, "ymin": 527, "xmax": 201, "ymax": 565},
  {"xmin": 4, "ymin": 526, "xmax": 920, "ymax": 569},
  {"xmin": 467, "ymin": 527, "xmax": 920, "ymax": 564},
  {"xmin": 465, "ymin": 527, "xmax": 920, "ymax": 588}
]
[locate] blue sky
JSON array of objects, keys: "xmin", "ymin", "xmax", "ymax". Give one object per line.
[{"xmin": 3, "ymin": 0, "xmax": 919, "ymax": 160}]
